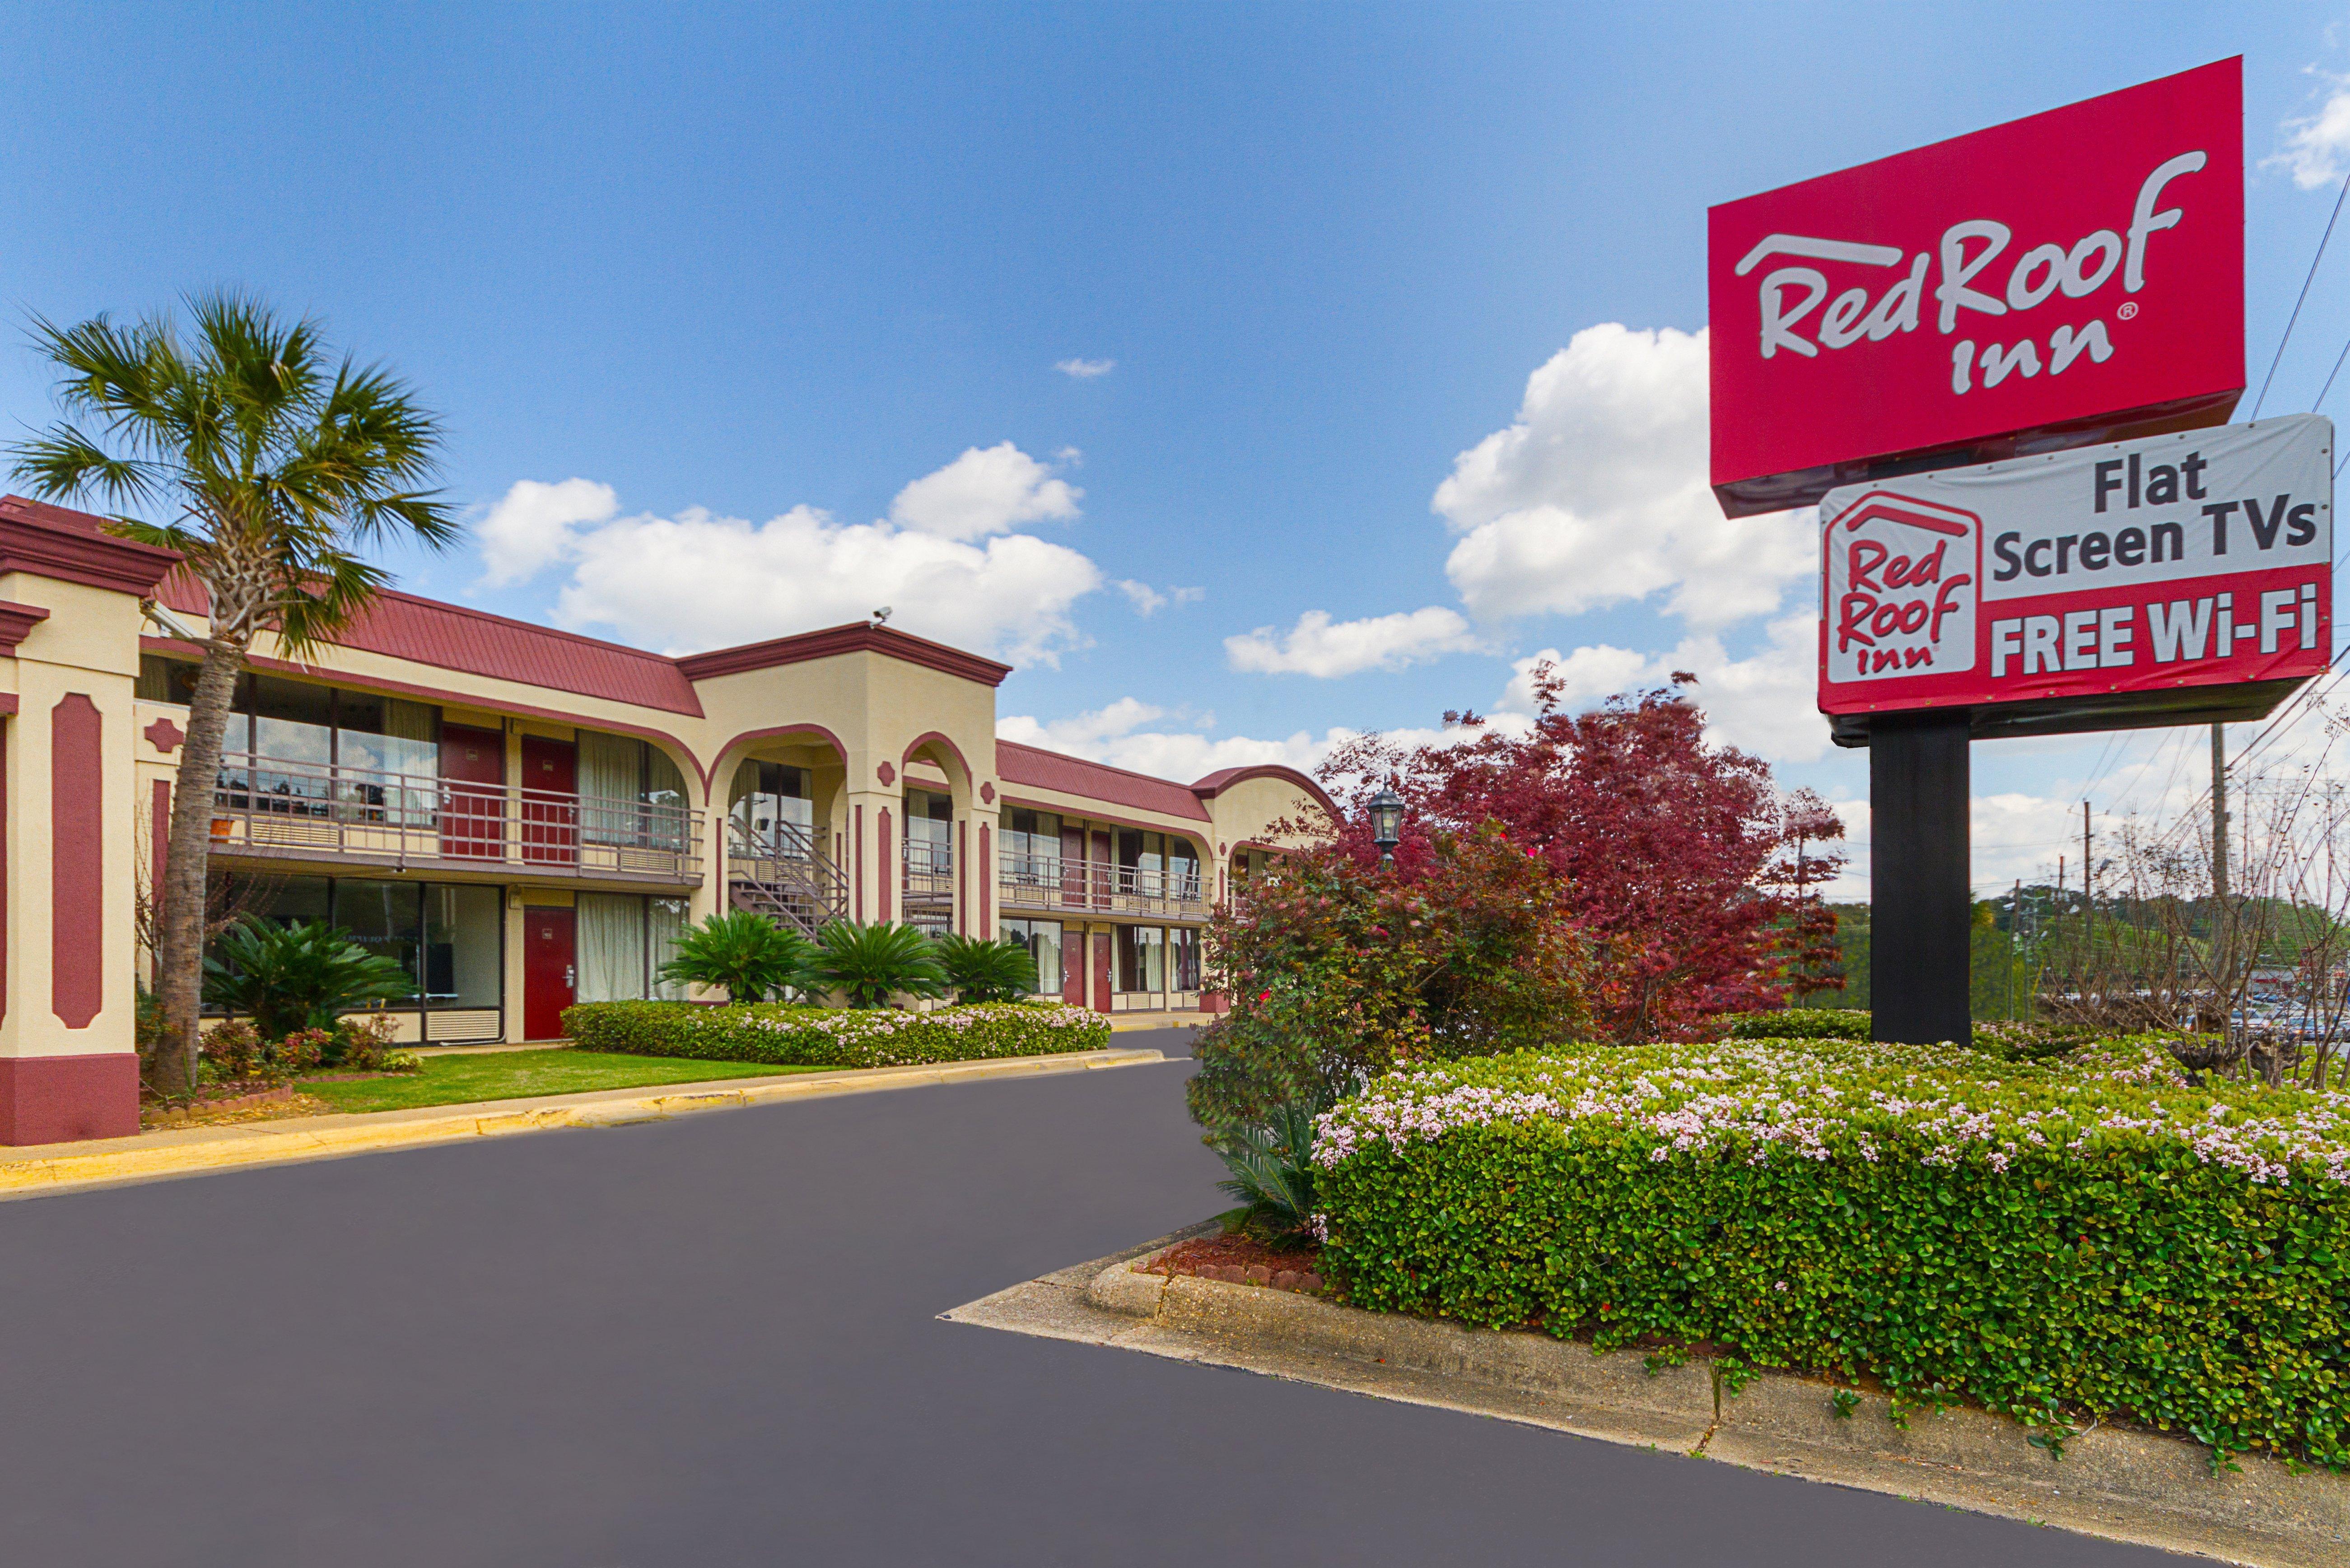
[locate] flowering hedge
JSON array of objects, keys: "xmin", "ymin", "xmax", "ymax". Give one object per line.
[
  {"xmin": 560, "ymin": 999, "xmax": 1112, "ymax": 1070},
  {"xmin": 1312, "ymin": 1036, "xmax": 2350, "ymax": 1468}
]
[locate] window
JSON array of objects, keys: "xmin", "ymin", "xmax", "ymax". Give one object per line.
[
  {"xmin": 215, "ymin": 679, "xmax": 445, "ymax": 823},
  {"xmin": 1167, "ymin": 838, "xmax": 1201, "ymax": 900},
  {"xmin": 1115, "ymin": 925, "xmax": 1165, "ymax": 993},
  {"xmin": 577, "ymin": 893, "xmax": 648, "ymax": 1003},
  {"xmin": 1000, "ymin": 807, "xmax": 1061, "ymax": 885},
  {"xmin": 1116, "ymin": 829, "xmax": 1165, "ymax": 896},
  {"xmin": 731, "ymin": 760, "xmax": 814, "ymax": 856},
  {"xmin": 580, "ymin": 733, "xmax": 690, "ymax": 849},
  {"xmin": 136, "ymin": 655, "xmax": 200, "ymax": 704},
  {"xmin": 904, "ymin": 788, "xmax": 952, "ymax": 880},
  {"xmin": 1170, "ymin": 926, "xmax": 1201, "ymax": 991},
  {"xmin": 1001, "ymin": 917, "xmax": 1063, "ymax": 995},
  {"xmin": 649, "ymin": 898, "xmax": 690, "ymax": 1000},
  {"xmin": 424, "ymin": 885, "xmax": 501, "ymax": 1008}
]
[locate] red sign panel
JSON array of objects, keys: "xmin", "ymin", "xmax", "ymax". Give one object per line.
[
  {"xmin": 1711, "ymin": 58, "xmax": 2243, "ymax": 517},
  {"xmin": 1818, "ymin": 417, "xmax": 2331, "ymax": 728}
]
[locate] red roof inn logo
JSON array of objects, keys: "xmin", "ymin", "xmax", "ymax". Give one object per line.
[
  {"xmin": 1816, "ymin": 415, "xmax": 2333, "ymax": 722},
  {"xmin": 1824, "ymin": 493, "xmax": 1980, "ymax": 685},
  {"xmin": 1710, "ymin": 58, "xmax": 2243, "ymax": 516}
]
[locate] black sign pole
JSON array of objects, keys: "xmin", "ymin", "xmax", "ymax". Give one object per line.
[{"xmin": 1870, "ymin": 710, "xmax": 1972, "ymax": 1044}]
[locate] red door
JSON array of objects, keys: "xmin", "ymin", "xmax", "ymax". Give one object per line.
[
  {"xmin": 524, "ymin": 907, "xmax": 576, "ymax": 1040},
  {"xmin": 521, "ymin": 735, "xmax": 578, "ymax": 865},
  {"xmin": 440, "ymin": 724, "xmax": 504, "ymax": 859},
  {"xmin": 1059, "ymin": 827, "xmax": 1086, "ymax": 911},
  {"xmin": 1091, "ymin": 931, "xmax": 1112, "ymax": 1016},
  {"xmin": 1063, "ymin": 925, "xmax": 1086, "ymax": 1008}
]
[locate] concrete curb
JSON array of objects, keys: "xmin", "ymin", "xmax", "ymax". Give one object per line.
[
  {"xmin": 946, "ymin": 1240, "xmax": 2347, "ymax": 1568},
  {"xmin": 0, "ymin": 1047, "xmax": 1166, "ymax": 1201}
]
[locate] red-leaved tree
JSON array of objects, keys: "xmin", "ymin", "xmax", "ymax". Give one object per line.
[{"xmin": 1319, "ymin": 667, "xmax": 1844, "ymax": 1042}]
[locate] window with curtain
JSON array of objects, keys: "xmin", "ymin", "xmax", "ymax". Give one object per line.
[
  {"xmin": 577, "ymin": 893, "xmax": 648, "ymax": 1002},
  {"xmin": 1170, "ymin": 927, "xmax": 1201, "ymax": 991},
  {"xmin": 1002, "ymin": 917, "xmax": 1062, "ymax": 995},
  {"xmin": 1115, "ymin": 925, "xmax": 1165, "ymax": 992},
  {"xmin": 731, "ymin": 760, "xmax": 813, "ymax": 856},
  {"xmin": 645, "ymin": 747, "xmax": 689, "ymax": 850},
  {"xmin": 578, "ymin": 731, "xmax": 641, "ymax": 845},
  {"xmin": 648, "ymin": 898, "xmax": 690, "ymax": 999},
  {"xmin": 1000, "ymin": 808, "xmax": 1060, "ymax": 886},
  {"xmin": 1167, "ymin": 838, "xmax": 1202, "ymax": 899}
]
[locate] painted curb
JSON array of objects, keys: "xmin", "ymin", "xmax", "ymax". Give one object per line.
[
  {"xmin": 0, "ymin": 1047, "xmax": 1166, "ymax": 1200},
  {"xmin": 1058, "ymin": 1249, "xmax": 2347, "ymax": 1568}
]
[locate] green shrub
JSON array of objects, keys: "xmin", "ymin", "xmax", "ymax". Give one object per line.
[
  {"xmin": 811, "ymin": 921, "xmax": 948, "ymax": 1008},
  {"xmin": 1313, "ymin": 1035, "xmax": 2350, "ymax": 1469},
  {"xmin": 1213, "ymin": 1092, "xmax": 1327, "ymax": 1244},
  {"xmin": 559, "ymin": 998, "xmax": 1110, "ymax": 1069},
  {"xmin": 1723, "ymin": 1008, "xmax": 2108, "ymax": 1061},
  {"xmin": 657, "ymin": 909, "xmax": 815, "ymax": 1002},
  {"xmin": 202, "ymin": 917, "xmax": 418, "ymax": 1040},
  {"xmin": 934, "ymin": 934, "xmax": 1039, "ymax": 1003},
  {"xmin": 1721, "ymin": 1007, "xmax": 1870, "ymax": 1040}
]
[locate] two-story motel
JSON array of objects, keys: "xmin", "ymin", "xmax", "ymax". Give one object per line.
[{"xmin": 0, "ymin": 494, "xmax": 1331, "ymax": 1144}]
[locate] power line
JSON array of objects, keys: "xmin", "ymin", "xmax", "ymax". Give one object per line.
[
  {"xmin": 2253, "ymin": 168, "xmax": 2350, "ymax": 419},
  {"xmin": 2313, "ymin": 332, "xmax": 2350, "ymax": 414}
]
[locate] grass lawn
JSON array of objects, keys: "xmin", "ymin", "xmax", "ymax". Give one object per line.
[{"xmin": 300, "ymin": 1048, "xmax": 824, "ymax": 1115}]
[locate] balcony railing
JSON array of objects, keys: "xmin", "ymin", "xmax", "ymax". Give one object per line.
[
  {"xmin": 728, "ymin": 820, "xmax": 846, "ymax": 936},
  {"xmin": 998, "ymin": 852, "xmax": 1208, "ymax": 921},
  {"xmin": 210, "ymin": 753, "xmax": 704, "ymax": 884}
]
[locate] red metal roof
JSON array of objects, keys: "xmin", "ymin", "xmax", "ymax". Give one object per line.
[
  {"xmin": 154, "ymin": 567, "xmax": 704, "ymax": 717},
  {"xmin": 995, "ymin": 740, "xmax": 1213, "ymax": 820}
]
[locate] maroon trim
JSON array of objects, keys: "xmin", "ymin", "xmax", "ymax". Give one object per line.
[
  {"xmin": 0, "ymin": 598, "xmax": 51, "ymax": 652},
  {"xmin": 142, "ymin": 637, "xmax": 705, "ymax": 798},
  {"xmin": 900, "ymin": 730, "xmax": 974, "ymax": 782},
  {"xmin": 0, "ymin": 723, "xmax": 8, "ymax": 1023},
  {"xmin": 854, "ymin": 805, "xmax": 865, "ymax": 922},
  {"xmin": 996, "ymin": 739, "xmax": 1212, "ymax": 820},
  {"xmin": 980, "ymin": 782, "xmax": 995, "ymax": 805},
  {"xmin": 957, "ymin": 819, "xmax": 967, "ymax": 934},
  {"xmin": 1188, "ymin": 763, "xmax": 1341, "ymax": 822},
  {"xmin": 978, "ymin": 823, "xmax": 991, "ymax": 935},
  {"xmin": 51, "ymin": 694, "xmax": 103, "ymax": 1028},
  {"xmin": 144, "ymin": 716, "xmax": 186, "ymax": 754},
  {"xmin": 704, "ymin": 723, "xmax": 851, "ymax": 791},
  {"xmin": 675, "ymin": 620, "xmax": 1013, "ymax": 687},
  {"xmin": 150, "ymin": 779, "xmax": 171, "ymax": 959},
  {"xmin": 0, "ymin": 696, "xmax": 18, "ymax": 717},
  {"xmin": 0, "ymin": 1054, "xmax": 140, "ymax": 1144},
  {"xmin": 0, "ymin": 497, "xmax": 179, "ymax": 596},
  {"xmin": 876, "ymin": 761, "xmax": 895, "ymax": 786},
  {"xmin": 878, "ymin": 807, "xmax": 893, "ymax": 923}
]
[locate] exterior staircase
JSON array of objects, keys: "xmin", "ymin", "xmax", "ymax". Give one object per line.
[{"xmin": 727, "ymin": 824, "xmax": 847, "ymax": 938}]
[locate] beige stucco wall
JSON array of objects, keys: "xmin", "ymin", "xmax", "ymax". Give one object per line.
[{"xmin": 1, "ymin": 575, "xmax": 147, "ymax": 1061}]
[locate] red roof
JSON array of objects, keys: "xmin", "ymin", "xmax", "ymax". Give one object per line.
[
  {"xmin": 1190, "ymin": 764, "xmax": 1339, "ymax": 821},
  {"xmin": 156, "ymin": 568, "xmax": 705, "ymax": 717},
  {"xmin": 995, "ymin": 740, "xmax": 1212, "ymax": 820}
]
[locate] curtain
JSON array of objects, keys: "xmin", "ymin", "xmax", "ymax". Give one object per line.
[
  {"xmin": 383, "ymin": 699, "xmax": 438, "ymax": 822},
  {"xmin": 577, "ymin": 893, "xmax": 648, "ymax": 1002},
  {"xmin": 578, "ymin": 731, "xmax": 640, "ymax": 845},
  {"xmin": 648, "ymin": 898, "xmax": 689, "ymax": 1000},
  {"xmin": 644, "ymin": 746, "xmax": 688, "ymax": 850}
]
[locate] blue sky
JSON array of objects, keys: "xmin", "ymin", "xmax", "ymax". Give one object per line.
[{"xmin": 5, "ymin": 2, "xmax": 2350, "ymax": 892}]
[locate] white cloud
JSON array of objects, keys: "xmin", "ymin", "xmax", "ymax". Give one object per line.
[
  {"xmin": 475, "ymin": 478, "xmax": 618, "ymax": 587},
  {"xmin": 1435, "ymin": 323, "xmax": 1814, "ymax": 629},
  {"xmin": 1055, "ymin": 358, "xmax": 1116, "ymax": 379},
  {"xmin": 1117, "ymin": 581, "xmax": 1167, "ymax": 615},
  {"xmin": 552, "ymin": 503, "xmax": 1100, "ymax": 664},
  {"xmin": 1501, "ymin": 613, "xmax": 1826, "ymax": 763},
  {"xmin": 2272, "ymin": 72, "xmax": 2350, "ymax": 189},
  {"xmin": 998, "ymin": 698, "xmax": 1352, "ymax": 782},
  {"xmin": 1225, "ymin": 606, "xmax": 1483, "ymax": 677},
  {"xmin": 887, "ymin": 442, "xmax": 1082, "ymax": 542}
]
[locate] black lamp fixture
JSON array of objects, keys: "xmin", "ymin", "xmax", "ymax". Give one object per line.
[{"xmin": 1368, "ymin": 787, "xmax": 1404, "ymax": 867}]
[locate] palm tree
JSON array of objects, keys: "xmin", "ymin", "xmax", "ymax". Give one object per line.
[
  {"xmin": 9, "ymin": 293, "xmax": 457, "ymax": 1095},
  {"xmin": 810, "ymin": 921, "xmax": 949, "ymax": 1009},
  {"xmin": 656, "ymin": 909, "xmax": 816, "ymax": 1003}
]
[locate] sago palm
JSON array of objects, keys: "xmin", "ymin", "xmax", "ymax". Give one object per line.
[
  {"xmin": 201, "ymin": 918, "xmax": 420, "ymax": 1042},
  {"xmin": 810, "ymin": 921, "xmax": 949, "ymax": 1009},
  {"xmin": 657, "ymin": 909, "xmax": 815, "ymax": 1003},
  {"xmin": 9, "ymin": 293, "xmax": 457, "ymax": 1093},
  {"xmin": 933, "ymin": 934, "xmax": 1039, "ymax": 1002}
]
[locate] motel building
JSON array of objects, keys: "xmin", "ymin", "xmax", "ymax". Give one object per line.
[{"xmin": 0, "ymin": 494, "xmax": 1330, "ymax": 1145}]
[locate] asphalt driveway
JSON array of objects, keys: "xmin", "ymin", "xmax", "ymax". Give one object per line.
[{"xmin": 0, "ymin": 1037, "xmax": 2168, "ymax": 1566}]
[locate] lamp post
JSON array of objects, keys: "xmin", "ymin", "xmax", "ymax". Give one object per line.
[{"xmin": 1369, "ymin": 787, "xmax": 1403, "ymax": 868}]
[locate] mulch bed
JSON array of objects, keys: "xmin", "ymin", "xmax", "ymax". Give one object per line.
[
  {"xmin": 141, "ymin": 1084, "xmax": 328, "ymax": 1130},
  {"xmin": 1144, "ymin": 1233, "xmax": 1324, "ymax": 1295}
]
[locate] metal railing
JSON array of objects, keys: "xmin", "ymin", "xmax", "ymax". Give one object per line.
[
  {"xmin": 210, "ymin": 752, "xmax": 704, "ymax": 883},
  {"xmin": 728, "ymin": 820, "xmax": 847, "ymax": 936},
  {"xmin": 997, "ymin": 852, "xmax": 1208, "ymax": 920}
]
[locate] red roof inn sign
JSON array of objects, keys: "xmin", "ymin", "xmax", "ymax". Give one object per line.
[
  {"xmin": 1818, "ymin": 415, "xmax": 2333, "ymax": 744},
  {"xmin": 1709, "ymin": 58, "xmax": 2243, "ymax": 517}
]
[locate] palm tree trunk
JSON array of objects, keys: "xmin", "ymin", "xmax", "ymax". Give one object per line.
[{"xmin": 154, "ymin": 635, "xmax": 249, "ymax": 1096}]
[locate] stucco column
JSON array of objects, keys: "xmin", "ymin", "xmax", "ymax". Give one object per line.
[{"xmin": 0, "ymin": 558, "xmax": 173, "ymax": 1142}]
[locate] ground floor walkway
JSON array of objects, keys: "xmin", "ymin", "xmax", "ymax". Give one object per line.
[{"xmin": 0, "ymin": 1033, "xmax": 2162, "ymax": 1566}]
